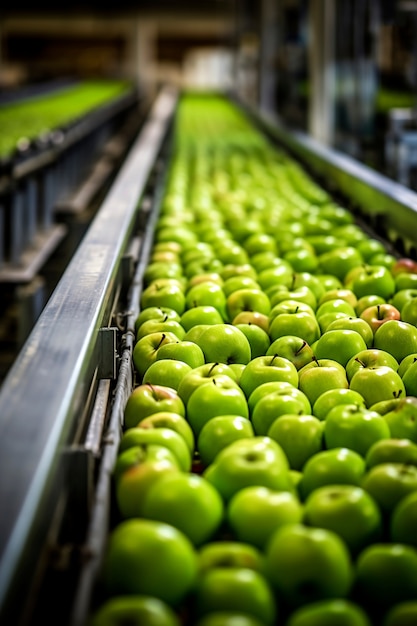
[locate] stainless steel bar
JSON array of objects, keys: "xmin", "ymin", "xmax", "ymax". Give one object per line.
[{"xmin": 0, "ymin": 85, "xmax": 178, "ymax": 623}]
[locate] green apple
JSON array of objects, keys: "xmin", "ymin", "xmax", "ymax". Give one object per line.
[
  {"xmin": 292, "ymin": 272, "xmax": 327, "ymax": 302},
  {"xmin": 315, "ymin": 298, "xmax": 357, "ymax": 319},
  {"xmin": 185, "ymin": 282, "xmax": 227, "ymax": 319},
  {"xmin": 269, "ymin": 299, "xmax": 316, "ymax": 320},
  {"xmin": 135, "ymin": 411, "xmax": 195, "ymax": 455},
  {"xmin": 115, "ymin": 449, "xmax": 181, "ymax": 518},
  {"xmin": 194, "ymin": 567, "xmax": 277, "ymax": 625},
  {"xmin": 194, "ymin": 324, "xmax": 251, "ymax": 365},
  {"xmin": 256, "ymin": 263, "xmax": 294, "ymax": 292},
  {"xmin": 222, "ymin": 275, "xmax": 261, "ymax": 297},
  {"xmin": 184, "ymin": 257, "xmax": 223, "ymax": 279},
  {"xmin": 325, "ymin": 315, "xmax": 373, "ymax": 346},
  {"xmin": 390, "ymin": 490, "xmax": 417, "ymax": 547},
  {"xmin": 373, "ymin": 320, "xmax": 417, "ymax": 363},
  {"xmin": 267, "ymin": 414, "xmax": 324, "ymax": 471},
  {"xmin": 203, "ymin": 436, "xmax": 292, "ymax": 501},
  {"xmin": 312, "ymin": 388, "xmax": 366, "ymax": 421},
  {"xmin": 349, "ymin": 366, "xmax": 406, "ymax": 408},
  {"xmin": 197, "ymin": 415, "xmax": 255, "ymax": 467},
  {"xmin": 177, "ymin": 362, "xmax": 239, "ymax": 404},
  {"xmin": 251, "ymin": 387, "xmax": 312, "ymax": 436},
  {"xmin": 234, "ymin": 323, "xmax": 270, "ymax": 359},
  {"xmin": 395, "ymin": 271, "xmax": 417, "ymax": 290},
  {"xmin": 247, "ymin": 381, "xmax": 297, "ymax": 415},
  {"xmin": 214, "ymin": 240, "xmax": 249, "ymax": 266},
  {"xmin": 227, "ymin": 486, "xmax": 303, "ymax": 550},
  {"xmin": 156, "ymin": 340, "xmax": 205, "ymax": 369},
  {"xmin": 124, "ymin": 383, "xmax": 185, "ymax": 430},
  {"xmin": 269, "ymin": 285, "xmax": 317, "ymax": 311},
  {"xmin": 113, "ymin": 443, "xmax": 179, "ymax": 485},
  {"xmin": 119, "ymin": 426, "xmax": 192, "ymax": 472},
  {"xmin": 244, "ymin": 232, "xmax": 278, "ymax": 256},
  {"xmin": 374, "ymin": 396, "xmax": 417, "ymax": 443},
  {"xmin": 313, "ymin": 329, "xmax": 368, "ymax": 367},
  {"xmin": 324, "ymin": 403, "xmax": 391, "ymax": 457},
  {"xmin": 398, "ymin": 352, "xmax": 417, "ymax": 377},
  {"xmin": 390, "ymin": 288, "xmax": 417, "ymax": 313},
  {"xmin": 383, "ymin": 601, "xmax": 417, "ymax": 626},
  {"xmin": 220, "ymin": 263, "xmax": 258, "ymax": 281},
  {"xmin": 401, "ymin": 360, "xmax": 417, "ymax": 397},
  {"xmin": 315, "ymin": 274, "xmax": 344, "ymax": 291},
  {"xmin": 226, "ymin": 288, "xmax": 271, "ymax": 322},
  {"xmin": 187, "ymin": 272, "xmax": 224, "ymax": 290},
  {"xmin": 361, "ymin": 462, "xmax": 417, "ymax": 513},
  {"xmin": 266, "ymin": 335, "xmax": 315, "ymax": 370},
  {"xmin": 307, "ymin": 234, "xmax": 343, "ymax": 254},
  {"xmin": 268, "ymin": 309, "xmax": 321, "ymax": 345},
  {"xmin": 283, "ymin": 247, "xmax": 319, "ymax": 273},
  {"xmin": 357, "ymin": 237, "xmax": 387, "ymax": 261},
  {"xmin": 298, "ymin": 359, "xmax": 348, "ymax": 407},
  {"xmin": 135, "ymin": 306, "xmax": 181, "ymax": 335},
  {"xmin": 133, "ymin": 331, "xmax": 180, "ymax": 378},
  {"xmin": 265, "ymin": 524, "xmax": 353, "ymax": 606},
  {"xmin": 300, "ymin": 447, "xmax": 366, "ymax": 499},
  {"xmin": 89, "ymin": 595, "xmax": 181, "ymax": 626},
  {"xmin": 317, "ymin": 246, "xmax": 363, "ymax": 281},
  {"xmin": 303, "ymin": 485, "xmax": 382, "ymax": 553},
  {"xmin": 345, "ymin": 348, "xmax": 399, "ymax": 382},
  {"xmin": 366, "ymin": 437, "xmax": 417, "ymax": 469},
  {"xmin": 186, "ymin": 376, "xmax": 249, "ymax": 436},
  {"xmin": 250, "ymin": 251, "xmax": 282, "ymax": 273},
  {"xmin": 141, "ymin": 472, "xmax": 224, "ymax": 546},
  {"xmin": 355, "ymin": 543, "xmax": 417, "ymax": 612},
  {"xmin": 197, "ymin": 540, "xmax": 265, "ymax": 577},
  {"xmin": 231, "ymin": 310, "xmax": 269, "ymax": 333},
  {"xmin": 102, "ymin": 519, "xmax": 197, "ymax": 606},
  {"xmin": 198, "ymin": 539, "xmax": 265, "ymax": 575},
  {"xmin": 355, "ymin": 294, "xmax": 386, "ymax": 316},
  {"xmin": 285, "ymin": 599, "xmax": 371, "ymax": 626},
  {"xmin": 180, "ymin": 306, "xmax": 224, "ymax": 331},
  {"xmin": 142, "ymin": 359, "xmax": 192, "ymax": 391},
  {"xmin": 239, "ymin": 354, "xmax": 299, "ymax": 398},
  {"xmin": 143, "ymin": 261, "xmax": 183, "ymax": 286},
  {"xmin": 350, "ymin": 264, "xmax": 396, "ymax": 300},
  {"xmin": 140, "ymin": 282, "xmax": 186, "ymax": 315}
]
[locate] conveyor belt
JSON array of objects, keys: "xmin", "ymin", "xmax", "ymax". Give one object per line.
[{"xmin": 2, "ymin": 86, "xmax": 417, "ymax": 625}]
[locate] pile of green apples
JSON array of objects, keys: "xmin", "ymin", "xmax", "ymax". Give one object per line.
[{"xmin": 90, "ymin": 95, "xmax": 417, "ymax": 626}]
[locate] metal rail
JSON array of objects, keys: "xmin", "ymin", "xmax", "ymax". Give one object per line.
[{"xmin": 0, "ymin": 85, "xmax": 178, "ymax": 624}]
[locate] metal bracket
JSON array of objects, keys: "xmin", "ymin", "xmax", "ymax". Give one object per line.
[{"xmin": 98, "ymin": 327, "xmax": 118, "ymax": 380}]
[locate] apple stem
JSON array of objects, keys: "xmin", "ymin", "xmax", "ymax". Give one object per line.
[
  {"xmin": 355, "ymin": 358, "xmax": 366, "ymax": 367},
  {"xmin": 270, "ymin": 354, "xmax": 279, "ymax": 366},
  {"xmin": 296, "ymin": 340, "xmax": 308, "ymax": 355},
  {"xmin": 163, "ymin": 314, "xmax": 169, "ymax": 322},
  {"xmin": 312, "ymin": 356, "xmax": 320, "ymax": 366},
  {"xmin": 394, "ymin": 389, "xmax": 404, "ymax": 399},
  {"xmin": 376, "ymin": 305, "xmax": 382, "ymax": 320},
  {"xmin": 209, "ymin": 363, "xmax": 219, "ymax": 376},
  {"xmin": 156, "ymin": 334, "xmax": 166, "ymax": 349}
]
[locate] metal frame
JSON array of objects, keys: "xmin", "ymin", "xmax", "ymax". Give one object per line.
[{"xmin": 0, "ymin": 85, "xmax": 178, "ymax": 625}]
